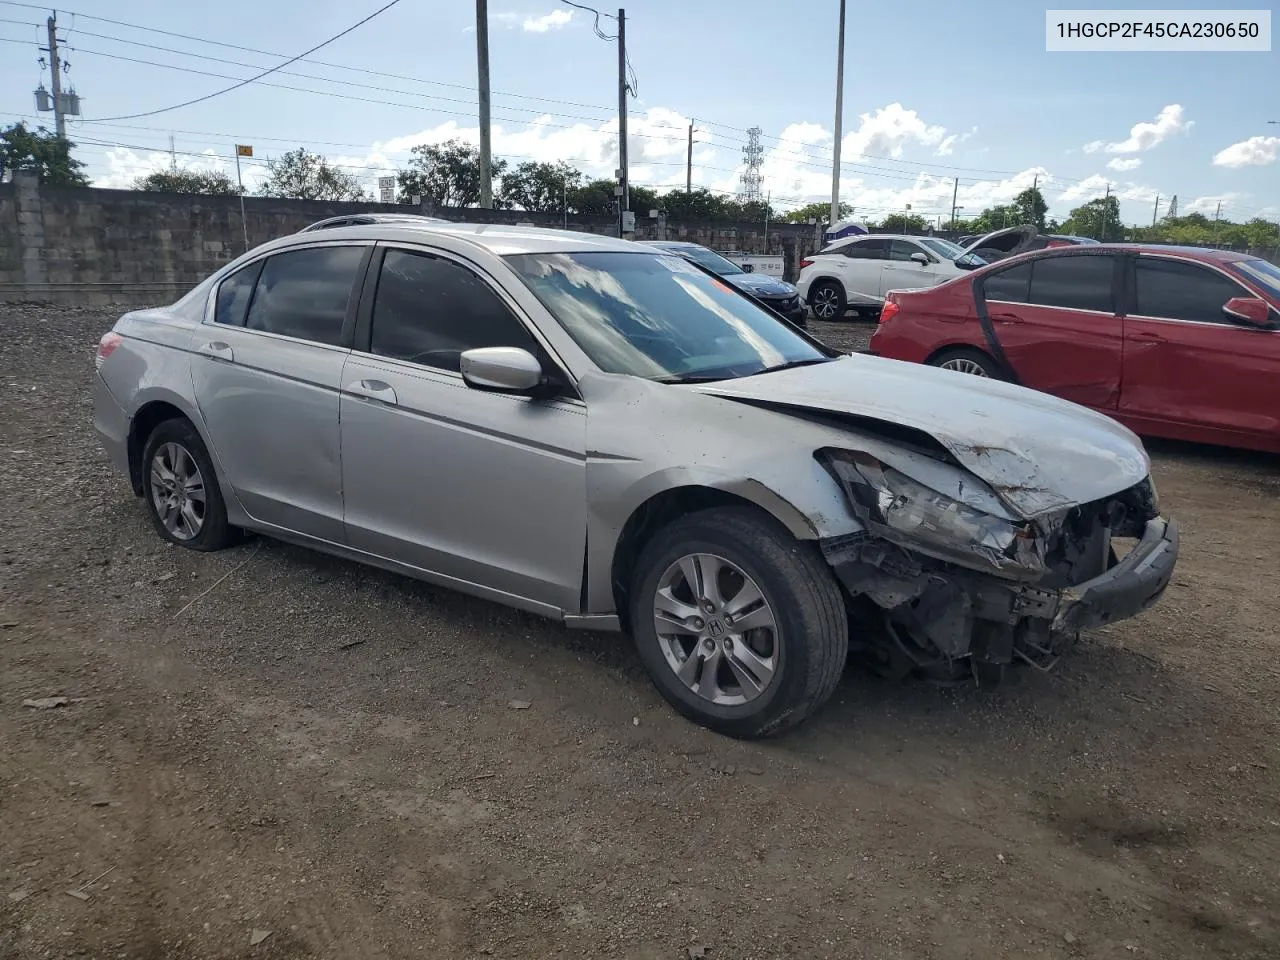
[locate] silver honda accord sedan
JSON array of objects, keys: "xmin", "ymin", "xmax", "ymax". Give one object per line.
[{"xmin": 92, "ymin": 222, "xmax": 1179, "ymax": 738}]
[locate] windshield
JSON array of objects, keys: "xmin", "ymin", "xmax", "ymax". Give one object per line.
[
  {"xmin": 919, "ymin": 237, "xmax": 966, "ymax": 260},
  {"xmin": 506, "ymin": 251, "xmax": 829, "ymax": 381},
  {"xmin": 669, "ymin": 244, "xmax": 744, "ymax": 276},
  {"xmin": 1232, "ymin": 258, "xmax": 1280, "ymax": 300}
]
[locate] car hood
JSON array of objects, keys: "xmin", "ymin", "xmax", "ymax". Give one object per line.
[
  {"xmin": 726, "ymin": 273, "xmax": 797, "ymax": 297},
  {"xmin": 692, "ymin": 354, "xmax": 1150, "ymax": 518}
]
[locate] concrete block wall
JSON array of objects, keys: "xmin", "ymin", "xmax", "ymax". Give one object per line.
[{"xmin": 0, "ymin": 174, "xmax": 824, "ymax": 305}]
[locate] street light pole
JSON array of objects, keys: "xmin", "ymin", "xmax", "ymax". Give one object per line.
[{"xmin": 829, "ymin": 0, "xmax": 846, "ymax": 228}]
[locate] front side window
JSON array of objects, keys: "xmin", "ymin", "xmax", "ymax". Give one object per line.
[
  {"xmin": 1027, "ymin": 255, "xmax": 1115, "ymax": 313},
  {"xmin": 889, "ymin": 240, "xmax": 926, "ymax": 262},
  {"xmin": 244, "ymin": 246, "xmax": 365, "ymax": 345},
  {"xmin": 369, "ymin": 249, "xmax": 539, "ymax": 371},
  {"xmin": 1134, "ymin": 258, "xmax": 1248, "ymax": 325},
  {"xmin": 214, "ymin": 260, "xmax": 264, "ymax": 326},
  {"xmin": 506, "ymin": 251, "xmax": 829, "ymax": 381},
  {"xmin": 920, "ymin": 238, "xmax": 966, "ymax": 261}
]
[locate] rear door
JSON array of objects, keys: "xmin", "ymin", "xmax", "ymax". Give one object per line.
[
  {"xmin": 1119, "ymin": 254, "xmax": 1280, "ymax": 443},
  {"xmin": 191, "ymin": 242, "xmax": 369, "ymax": 541},
  {"xmin": 834, "ymin": 237, "xmax": 892, "ymax": 303},
  {"xmin": 976, "ymin": 252, "xmax": 1123, "ymax": 409}
]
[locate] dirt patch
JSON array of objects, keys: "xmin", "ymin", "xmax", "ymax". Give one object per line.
[{"xmin": 2, "ymin": 302, "xmax": 1279, "ymax": 959}]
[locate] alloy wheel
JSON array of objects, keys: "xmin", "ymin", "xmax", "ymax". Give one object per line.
[
  {"xmin": 149, "ymin": 442, "xmax": 206, "ymax": 541},
  {"xmin": 940, "ymin": 358, "xmax": 990, "ymax": 377},
  {"xmin": 811, "ymin": 286, "xmax": 840, "ymax": 320},
  {"xmin": 652, "ymin": 552, "xmax": 779, "ymax": 706}
]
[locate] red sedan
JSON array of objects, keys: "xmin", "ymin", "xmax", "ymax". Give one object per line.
[{"xmin": 868, "ymin": 245, "xmax": 1280, "ymax": 453}]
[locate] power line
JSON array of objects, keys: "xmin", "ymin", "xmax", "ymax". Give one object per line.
[
  {"xmin": 84, "ymin": 0, "xmax": 404, "ymax": 122},
  {"xmin": 0, "ymin": 0, "xmax": 620, "ymax": 115}
]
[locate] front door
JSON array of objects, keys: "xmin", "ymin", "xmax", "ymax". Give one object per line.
[
  {"xmin": 339, "ymin": 246, "xmax": 587, "ymax": 614},
  {"xmin": 977, "ymin": 252, "xmax": 1124, "ymax": 409},
  {"xmin": 1119, "ymin": 254, "xmax": 1280, "ymax": 444},
  {"xmin": 190, "ymin": 243, "xmax": 368, "ymax": 542},
  {"xmin": 879, "ymin": 239, "xmax": 946, "ymax": 296}
]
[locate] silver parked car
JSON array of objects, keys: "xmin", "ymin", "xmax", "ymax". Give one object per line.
[{"xmin": 93, "ymin": 223, "xmax": 1179, "ymax": 738}]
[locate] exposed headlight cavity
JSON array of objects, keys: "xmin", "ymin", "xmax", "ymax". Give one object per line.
[{"xmin": 820, "ymin": 449, "xmax": 1046, "ymax": 576}]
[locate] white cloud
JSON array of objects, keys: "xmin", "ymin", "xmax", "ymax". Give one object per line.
[
  {"xmin": 495, "ymin": 9, "xmax": 574, "ymax": 32},
  {"xmin": 935, "ymin": 126, "xmax": 977, "ymax": 157},
  {"xmin": 1183, "ymin": 193, "xmax": 1245, "ymax": 216},
  {"xmin": 1085, "ymin": 104, "xmax": 1192, "ymax": 155},
  {"xmin": 1106, "ymin": 157, "xmax": 1142, "ymax": 171},
  {"xmin": 1212, "ymin": 136, "xmax": 1280, "ymax": 168},
  {"xmin": 841, "ymin": 103, "xmax": 947, "ymax": 159},
  {"xmin": 1056, "ymin": 174, "xmax": 1156, "ymax": 205}
]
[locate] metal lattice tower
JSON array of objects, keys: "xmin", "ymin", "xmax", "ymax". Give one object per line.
[{"xmin": 739, "ymin": 126, "xmax": 764, "ymax": 203}]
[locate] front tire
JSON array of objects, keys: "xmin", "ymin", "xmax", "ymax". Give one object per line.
[
  {"xmin": 808, "ymin": 281, "xmax": 847, "ymax": 322},
  {"xmin": 141, "ymin": 418, "xmax": 238, "ymax": 551},
  {"xmin": 629, "ymin": 507, "xmax": 849, "ymax": 739}
]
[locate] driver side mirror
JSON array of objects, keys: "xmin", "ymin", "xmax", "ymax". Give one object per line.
[
  {"xmin": 460, "ymin": 347, "xmax": 543, "ymax": 393},
  {"xmin": 1223, "ymin": 296, "xmax": 1271, "ymax": 327},
  {"xmin": 910, "ymin": 252, "xmax": 930, "ymax": 266}
]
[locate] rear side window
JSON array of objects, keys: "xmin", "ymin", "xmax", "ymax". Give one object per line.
[
  {"xmin": 369, "ymin": 249, "xmax": 539, "ymax": 372},
  {"xmin": 244, "ymin": 246, "xmax": 365, "ymax": 345},
  {"xmin": 214, "ymin": 260, "xmax": 264, "ymax": 326},
  {"xmin": 983, "ymin": 262, "xmax": 1031, "ymax": 303},
  {"xmin": 1135, "ymin": 258, "xmax": 1248, "ymax": 324},
  {"xmin": 845, "ymin": 238, "xmax": 889, "ymax": 260},
  {"xmin": 1027, "ymin": 255, "xmax": 1115, "ymax": 313}
]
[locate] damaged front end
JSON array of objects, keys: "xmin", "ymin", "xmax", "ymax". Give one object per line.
[{"xmin": 816, "ymin": 448, "xmax": 1177, "ymax": 683}]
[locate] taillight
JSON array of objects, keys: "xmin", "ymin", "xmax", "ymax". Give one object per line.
[
  {"xmin": 799, "ymin": 258, "xmax": 814, "ymax": 269},
  {"xmin": 879, "ymin": 300, "xmax": 900, "ymax": 324},
  {"xmin": 96, "ymin": 331, "xmax": 123, "ymax": 369}
]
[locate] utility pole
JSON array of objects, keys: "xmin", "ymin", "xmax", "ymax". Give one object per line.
[
  {"xmin": 686, "ymin": 120, "xmax": 694, "ymax": 193},
  {"xmin": 45, "ymin": 13, "xmax": 65, "ymax": 137},
  {"xmin": 1101, "ymin": 182, "xmax": 1111, "ymax": 241},
  {"xmin": 829, "ymin": 0, "xmax": 847, "ymax": 227},
  {"xmin": 949, "ymin": 176, "xmax": 959, "ymax": 230},
  {"xmin": 169, "ymin": 135, "xmax": 177, "ymax": 171},
  {"xmin": 1151, "ymin": 193, "xmax": 1160, "ymax": 226},
  {"xmin": 617, "ymin": 7, "xmax": 629, "ymax": 237},
  {"xmin": 1213, "ymin": 201, "xmax": 1222, "ymax": 244},
  {"xmin": 476, "ymin": 0, "xmax": 493, "ymax": 208}
]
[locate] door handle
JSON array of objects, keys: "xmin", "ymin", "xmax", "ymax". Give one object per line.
[
  {"xmin": 345, "ymin": 378, "xmax": 398, "ymax": 405},
  {"xmin": 197, "ymin": 341, "xmax": 234, "ymax": 362},
  {"xmin": 990, "ymin": 312, "xmax": 1023, "ymax": 325},
  {"xmin": 1130, "ymin": 330, "xmax": 1165, "ymax": 343}
]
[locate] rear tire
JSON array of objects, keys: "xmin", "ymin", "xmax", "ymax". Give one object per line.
[
  {"xmin": 929, "ymin": 346, "xmax": 1003, "ymax": 380},
  {"xmin": 808, "ymin": 281, "xmax": 847, "ymax": 322},
  {"xmin": 141, "ymin": 418, "xmax": 239, "ymax": 552},
  {"xmin": 629, "ymin": 507, "xmax": 849, "ymax": 739}
]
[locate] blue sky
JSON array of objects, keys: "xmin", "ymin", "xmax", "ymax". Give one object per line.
[{"xmin": 1, "ymin": 0, "xmax": 1276, "ymax": 225}]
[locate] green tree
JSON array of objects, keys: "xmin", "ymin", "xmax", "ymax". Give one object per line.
[
  {"xmin": 134, "ymin": 168, "xmax": 238, "ymax": 196},
  {"xmin": 1060, "ymin": 195, "xmax": 1121, "ymax": 240},
  {"xmin": 780, "ymin": 201, "xmax": 852, "ymax": 224},
  {"xmin": 258, "ymin": 148, "xmax": 365, "ymax": 201},
  {"xmin": 1011, "ymin": 186, "xmax": 1048, "ymax": 230},
  {"xmin": 875, "ymin": 213, "xmax": 929, "ymax": 233},
  {"xmin": 397, "ymin": 139, "xmax": 506, "ymax": 209},
  {"xmin": 566, "ymin": 178, "xmax": 617, "ymax": 215},
  {"xmin": 0, "ymin": 121, "xmax": 89, "ymax": 186},
  {"xmin": 660, "ymin": 187, "xmax": 736, "ymax": 220},
  {"xmin": 498, "ymin": 161, "xmax": 581, "ymax": 213}
]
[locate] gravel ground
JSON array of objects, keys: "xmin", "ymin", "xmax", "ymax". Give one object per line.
[{"xmin": 2, "ymin": 302, "xmax": 1278, "ymax": 960}]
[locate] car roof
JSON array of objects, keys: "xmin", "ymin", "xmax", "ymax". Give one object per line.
[
  {"xmin": 640, "ymin": 240, "xmax": 702, "ymax": 250},
  {"xmin": 277, "ymin": 220, "xmax": 646, "ymax": 256},
  {"xmin": 1103, "ymin": 243, "xmax": 1254, "ymax": 261},
  {"xmin": 300, "ymin": 212, "xmax": 450, "ymax": 231}
]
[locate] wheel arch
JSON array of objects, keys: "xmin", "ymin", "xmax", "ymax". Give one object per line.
[
  {"xmin": 603, "ymin": 480, "xmax": 819, "ymax": 633},
  {"xmin": 923, "ymin": 341, "xmax": 998, "ymax": 368},
  {"xmin": 125, "ymin": 390, "xmax": 227, "ymax": 500},
  {"xmin": 805, "ymin": 274, "xmax": 845, "ymax": 300}
]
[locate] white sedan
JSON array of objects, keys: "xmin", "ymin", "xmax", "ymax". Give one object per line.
[{"xmin": 797, "ymin": 234, "xmax": 985, "ymax": 321}]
